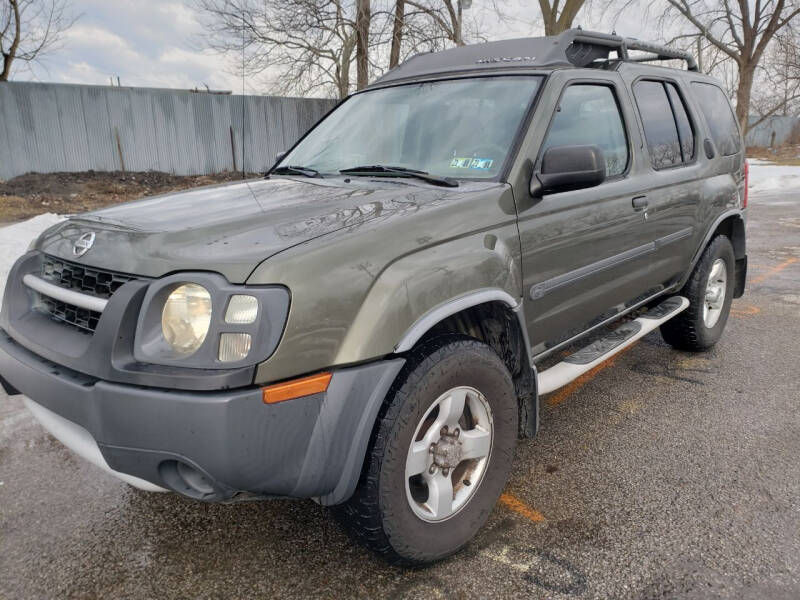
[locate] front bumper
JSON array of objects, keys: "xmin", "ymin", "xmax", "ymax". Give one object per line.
[{"xmin": 0, "ymin": 330, "xmax": 404, "ymax": 504}]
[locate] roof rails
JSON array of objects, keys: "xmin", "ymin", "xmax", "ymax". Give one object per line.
[
  {"xmin": 372, "ymin": 29, "xmax": 698, "ymax": 87},
  {"xmin": 567, "ymin": 30, "xmax": 699, "ymax": 71}
]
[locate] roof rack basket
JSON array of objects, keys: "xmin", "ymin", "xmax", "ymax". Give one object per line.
[{"xmin": 566, "ymin": 30, "xmax": 698, "ymax": 71}]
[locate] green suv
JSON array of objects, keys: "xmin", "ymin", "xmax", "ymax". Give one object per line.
[{"xmin": 0, "ymin": 30, "xmax": 747, "ymax": 565}]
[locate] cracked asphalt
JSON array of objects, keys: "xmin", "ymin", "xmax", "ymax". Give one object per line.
[{"xmin": 1, "ymin": 189, "xmax": 799, "ymax": 599}]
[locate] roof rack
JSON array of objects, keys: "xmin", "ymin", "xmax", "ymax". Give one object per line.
[
  {"xmin": 372, "ymin": 29, "xmax": 698, "ymax": 87},
  {"xmin": 569, "ymin": 30, "xmax": 698, "ymax": 71}
]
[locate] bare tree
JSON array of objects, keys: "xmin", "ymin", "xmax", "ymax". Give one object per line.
[
  {"xmin": 406, "ymin": 0, "xmax": 469, "ymax": 46},
  {"xmin": 389, "ymin": 0, "xmax": 404, "ymax": 68},
  {"xmin": 664, "ymin": 0, "xmax": 800, "ymax": 135},
  {"xmin": 0, "ymin": 0, "xmax": 76, "ymax": 81},
  {"xmin": 193, "ymin": 0, "xmax": 361, "ymax": 98},
  {"xmin": 750, "ymin": 28, "xmax": 800, "ymax": 127},
  {"xmin": 537, "ymin": 0, "xmax": 588, "ymax": 35},
  {"xmin": 356, "ymin": 0, "xmax": 370, "ymax": 89},
  {"xmin": 193, "ymin": 0, "xmax": 498, "ymax": 97}
]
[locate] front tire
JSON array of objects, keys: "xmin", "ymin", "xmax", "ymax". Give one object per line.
[
  {"xmin": 334, "ymin": 335, "xmax": 518, "ymax": 566},
  {"xmin": 661, "ymin": 235, "xmax": 735, "ymax": 351}
]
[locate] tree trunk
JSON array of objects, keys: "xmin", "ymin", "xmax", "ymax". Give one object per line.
[
  {"xmin": 356, "ymin": 0, "xmax": 371, "ymax": 90},
  {"xmin": 389, "ymin": 0, "xmax": 404, "ymax": 68},
  {"xmin": 736, "ymin": 63, "xmax": 756, "ymax": 138},
  {"xmin": 338, "ymin": 37, "xmax": 355, "ymax": 98},
  {"xmin": 455, "ymin": 0, "xmax": 463, "ymax": 45},
  {"xmin": 1, "ymin": 54, "xmax": 11, "ymax": 81},
  {"xmin": 1, "ymin": 0, "xmax": 21, "ymax": 81},
  {"xmin": 539, "ymin": 0, "xmax": 585, "ymax": 35}
]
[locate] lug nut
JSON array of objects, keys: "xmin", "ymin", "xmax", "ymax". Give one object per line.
[
  {"xmin": 429, "ymin": 443, "xmax": 435, "ymax": 453},
  {"xmin": 453, "ymin": 428, "xmax": 460, "ymax": 438},
  {"xmin": 442, "ymin": 468, "xmax": 449, "ymax": 477},
  {"xmin": 440, "ymin": 425, "xmax": 448, "ymax": 436},
  {"xmin": 429, "ymin": 465, "xmax": 437, "ymax": 474}
]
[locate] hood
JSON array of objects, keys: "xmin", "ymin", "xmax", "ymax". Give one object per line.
[{"xmin": 35, "ymin": 176, "xmax": 466, "ymax": 282}]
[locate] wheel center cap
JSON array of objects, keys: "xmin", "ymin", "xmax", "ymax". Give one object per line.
[{"xmin": 432, "ymin": 434, "xmax": 462, "ymax": 469}]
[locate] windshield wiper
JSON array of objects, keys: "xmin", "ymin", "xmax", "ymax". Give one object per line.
[
  {"xmin": 271, "ymin": 165, "xmax": 322, "ymax": 178},
  {"xmin": 340, "ymin": 165, "xmax": 459, "ymax": 187}
]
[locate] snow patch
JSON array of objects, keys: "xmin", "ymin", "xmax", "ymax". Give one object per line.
[
  {"xmin": 0, "ymin": 214, "xmax": 65, "ymax": 304},
  {"xmin": 748, "ymin": 164, "xmax": 800, "ymax": 194}
]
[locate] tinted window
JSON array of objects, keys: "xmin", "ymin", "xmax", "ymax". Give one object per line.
[
  {"xmin": 634, "ymin": 81, "xmax": 682, "ymax": 169},
  {"xmin": 541, "ymin": 84, "xmax": 628, "ymax": 177},
  {"xmin": 666, "ymin": 83, "xmax": 695, "ymax": 161},
  {"xmin": 691, "ymin": 82, "xmax": 741, "ymax": 156}
]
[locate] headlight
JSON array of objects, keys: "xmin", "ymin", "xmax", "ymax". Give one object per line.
[
  {"xmin": 161, "ymin": 284, "xmax": 212, "ymax": 355},
  {"xmin": 134, "ymin": 272, "xmax": 290, "ymax": 369}
]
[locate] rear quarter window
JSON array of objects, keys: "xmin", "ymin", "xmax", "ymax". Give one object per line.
[
  {"xmin": 633, "ymin": 80, "xmax": 695, "ymax": 169},
  {"xmin": 634, "ymin": 80, "xmax": 682, "ymax": 169},
  {"xmin": 691, "ymin": 82, "xmax": 741, "ymax": 156}
]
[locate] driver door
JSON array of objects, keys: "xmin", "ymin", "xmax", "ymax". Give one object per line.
[{"xmin": 515, "ymin": 72, "xmax": 657, "ymax": 355}]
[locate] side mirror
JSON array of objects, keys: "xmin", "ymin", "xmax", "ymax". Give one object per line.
[{"xmin": 530, "ymin": 144, "xmax": 606, "ymax": 198}]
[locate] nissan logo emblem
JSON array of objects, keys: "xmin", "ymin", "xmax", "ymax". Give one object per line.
[{"xmin": 73, "ymin": 232, "xmax": 96, "ymax": 257}]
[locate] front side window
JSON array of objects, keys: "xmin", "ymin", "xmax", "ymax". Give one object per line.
[
  {"xmin": 633, "ymin": 80, "xmax": 696, "ymax": 169},
  {"xmin": 691, "ymin": 82, "xmax": 741, "ymax": 156},
  {"xmin": 278, "ymin": 77, "xmax": 542, "ymax": 179},
  {"xmin": 540, "ymin": 84, "xmax": 629, "ymax": 177}
]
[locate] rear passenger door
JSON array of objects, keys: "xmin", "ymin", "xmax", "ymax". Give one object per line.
[
  {"xmin": 515, "ymin": 71, "xmax": 658, "ymax": 354},
  {"xmin": 625, "ymin": 76, "xmax": 702, "ymax": 287}
]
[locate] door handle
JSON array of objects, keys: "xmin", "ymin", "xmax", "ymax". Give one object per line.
[{"xmin": 632, "ymin": 196, "xmax": 648, "ymax": 211}]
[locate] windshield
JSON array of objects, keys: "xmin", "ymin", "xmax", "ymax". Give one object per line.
[{"xmin": 277, "ymin": 76, "xmax": 542, "ymax": 180}]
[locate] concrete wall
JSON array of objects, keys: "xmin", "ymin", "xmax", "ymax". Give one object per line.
[{"xmin": 0, "ymin": 81, "xmax": 337, "ymax": 180}]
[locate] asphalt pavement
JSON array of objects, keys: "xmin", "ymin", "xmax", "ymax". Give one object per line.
[{"xmin": 1, "ymin": 190, "xmax": 798, "ymax": 599}]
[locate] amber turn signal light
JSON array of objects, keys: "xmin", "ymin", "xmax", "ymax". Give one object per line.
[{"xmin": 262, "ymin": 372, "xmax": 332, "ymax": 404}]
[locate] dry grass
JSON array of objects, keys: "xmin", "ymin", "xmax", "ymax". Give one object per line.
[
  {"xmin": 0, "ymin": 170, "xmax": 256, "ymax": 222},
  {"xmin": 747, "ymin": 145, "xmax": 800, "ymax": 166}
]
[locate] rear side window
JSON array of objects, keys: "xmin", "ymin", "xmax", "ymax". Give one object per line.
[
  {"xmin": 541, "ymin": 84, "xmax": 628, "ymax": 177},
  {"xmin": 633, "ymin": 80, "xmax": 695, "ymax": 169},
  {"xmin": 691, "ymin": 82, "xmax": 741, "ymax": 156},
  {"xmin": 666, "ymin": 83, "xmax": 695, "ymax": 161}
]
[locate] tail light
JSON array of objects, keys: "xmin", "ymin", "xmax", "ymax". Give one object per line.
[{"xmin": 743, "ymin": 161, "xmax": 749, "ymax": 208}]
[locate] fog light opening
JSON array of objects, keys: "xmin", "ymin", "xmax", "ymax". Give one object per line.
[{"xmin": 158, "ymin": 460, "xmax": 217, "ymax": 499}]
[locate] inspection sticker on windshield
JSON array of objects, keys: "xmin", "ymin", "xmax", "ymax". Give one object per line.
[{"xmin": 450, "ymin": 157, "xmax": 494, "ymax": 170}]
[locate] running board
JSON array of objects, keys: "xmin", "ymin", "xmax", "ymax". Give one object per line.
[{"xmin": 537, "ymin": 296, "xmax": 689, "ymax": 395}]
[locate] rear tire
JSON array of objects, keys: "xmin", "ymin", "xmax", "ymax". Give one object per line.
[
  {"xmin": 333, "ymin": 335, "xmax": 518, "ymax": 566},
  {"xmin": 661, "ymin": 235, "xmax": 735, "ymax": 351}
]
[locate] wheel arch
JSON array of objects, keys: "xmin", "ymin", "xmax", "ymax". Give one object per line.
[
  {"xmin": 400, "ymin": 295, "xmax": 539, "ymax": 438},
  {"xmin": 680, "ymin": 210, "xmax": 746, "ymax": 292}
]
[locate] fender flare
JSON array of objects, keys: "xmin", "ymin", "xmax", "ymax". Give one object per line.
[
  {"xmin": 394, "ymin": 288, "xmax": 528, "ymax": 354},
  {"xmin": 679, "ymin": 209, "xmax": 745, "ymax": 288}
]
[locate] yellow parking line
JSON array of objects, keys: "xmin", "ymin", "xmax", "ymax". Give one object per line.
[{"xmin": 499, "ymin": 492, "xmax": 545, "ymax": 522}]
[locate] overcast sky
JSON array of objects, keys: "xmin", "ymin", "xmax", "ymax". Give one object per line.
[{"xmin": 16, "ymin": 0, "xmax": 652, "ymax": 95}]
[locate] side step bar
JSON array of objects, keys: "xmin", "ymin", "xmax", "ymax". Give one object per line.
[{"xmin": 537, "ymin": 296, "xmax": 689, "ymax": 395}]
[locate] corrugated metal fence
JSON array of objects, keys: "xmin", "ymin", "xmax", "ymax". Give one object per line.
[
  {"xmin": 0, "ymin": 81, "xmax": 337, "ymax": 180},
  {"xmin": 745, "ymin": 115, "xmax": 800, "ymax": 147}
]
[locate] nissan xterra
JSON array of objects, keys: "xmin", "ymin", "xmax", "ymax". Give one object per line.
[{"xmin": 0, "ymin": 29, "xmax": 747, "ymax": 565}]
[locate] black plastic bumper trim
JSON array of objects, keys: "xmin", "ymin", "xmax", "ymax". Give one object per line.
[{"xmin": 0, "ymin": 330, "xmax": 404, "ymax": 504}]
